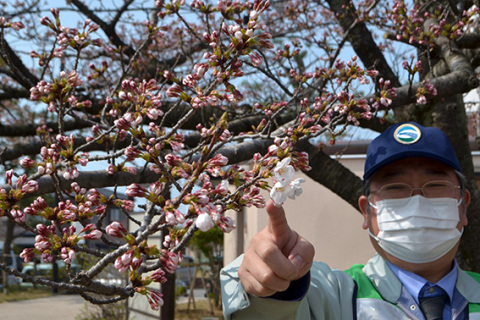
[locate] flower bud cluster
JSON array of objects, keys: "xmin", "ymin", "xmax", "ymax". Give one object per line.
[
  {"xmin": 187, "ymin": 1, "xmax": 272, "ymax": 105},
  {"xmin": 164, "ymin": 202, "xmax": 186, "ymax": 226},
  {"xmin": 41, "ymin": 9, "xmax": 102, "ymax": 52},
  {"xmin": 114, "ymin": 248, "xmax": 140, "ymax": 273},
  {"xmin": 160, "ymin": 250, "xmax": 182, "ymax": 274},
  {"xmin": 251, "ymin": 55, "xmax": 386, "ymax": 133},
  {"xmin": 184, "ymin": 176, "xmax": 236, "ymax": 233},
  {"xmin": 20, "ymin": 222, "xmax": 101, "ymax": 266},
  {"xmin": 87, "ymin": 60, "xmax": 109, "ymax": 81},
  {"xmin": 389, "ymin": 1, "xmax": 478, "ymax": 46},
  {"xmin": 370, "ymin": 78, "xmax": 397, "ymax": 111},
  {"xmin": 0, "ymin": 16, "xmax": 25, "ymax": 31},
  {"xmin": 112, "ymin": 241, "xmax": 162, "ymax": 278},
  {"xmin": 30, "ymin": 70, "xmax": 88, "ymax": 111},
  {"xmin": 0, "ymin": 171, "xmax": 39, "ymax": 222},
  {"xmin": 415, "ymin": 80, "xmax": 437, "ymax": 105},
  {"xmin": 116, "ymin": 78, "xmax": 164, "ymax": 121}
]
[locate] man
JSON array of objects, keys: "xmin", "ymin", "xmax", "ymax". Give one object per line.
[{"xmin": 221, "ymin": 122, "xmax": 480, "ymax": 319}]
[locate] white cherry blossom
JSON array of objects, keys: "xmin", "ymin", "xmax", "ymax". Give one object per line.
[
  {"xmin": 270, "ymin": 157, "xmax": 305, "ymax": 206},
  {"xmin": 273, "ymin": 157, "xmax": 295, "ymax": 182},
  {"xmin": 196, "ymin": 213, "xmax": 215, "ymax": 232}
]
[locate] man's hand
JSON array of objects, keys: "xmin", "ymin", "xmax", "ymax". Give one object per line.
[{"xmin": 238, "ymin": 200, "xmax": 315, "ymax": 297}]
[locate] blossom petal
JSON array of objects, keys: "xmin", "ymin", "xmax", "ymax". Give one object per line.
[
  {"xmin": 270, "ymin": 181, "xmax": 289, "ymax": 205},
  {"xmin": 196, "ymin": 213, "xmax": 215, "ymax": 232}
]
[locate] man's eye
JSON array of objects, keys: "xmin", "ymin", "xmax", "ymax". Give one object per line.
[
  {"xmin": 383, "ymin": 185, "xmax": 407, "ymax": 191},
  {"xmin": 427, "ymin": 182, "xmax": 447, "ymax": 188}
]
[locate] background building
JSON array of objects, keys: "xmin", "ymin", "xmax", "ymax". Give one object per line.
[{"xmin": 224, "ymin": 139, "xmax": 480, "ymax": 270}]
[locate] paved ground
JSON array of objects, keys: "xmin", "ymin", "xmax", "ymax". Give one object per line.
[
  {"xmin": 0, "ymin": 294, "xmax": 85, "ymax": 320},
  {"xmin": 0, "ymin": 289, "xmax": 208, "ymax": 320},
  {"xmin": 177, "ymin": 288, "xmax": 208, "ymax": 304}
]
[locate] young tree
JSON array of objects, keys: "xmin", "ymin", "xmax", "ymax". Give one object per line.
[{"xmin": 0, "ymin": 0, "xmax": 479, "ymax": 309}]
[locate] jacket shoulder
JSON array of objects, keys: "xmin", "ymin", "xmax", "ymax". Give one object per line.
[{"xmin": 344, "ymin": 264, "xmax": 382, "ymax": 300}]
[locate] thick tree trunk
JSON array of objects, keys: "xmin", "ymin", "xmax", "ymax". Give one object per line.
[
  {"xmin": 161, "ymin": 273, "xmax": 175, "ymax": 320},
  {"xmin": 432, "ymin": 94, "xmax": 480, "ymax": 272},
  {"xmin": 161, "ymin": 227, "xmax": 175, "ymax": 320}
]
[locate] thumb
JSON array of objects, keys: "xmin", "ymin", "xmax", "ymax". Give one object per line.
[{"xmin": 266, "ymin": 199, "xmax": 291, "ymax": 242}]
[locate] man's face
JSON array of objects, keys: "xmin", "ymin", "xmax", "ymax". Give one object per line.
[{"xmin": 358, "ymin": 157, "xmax": 470, "ymax": 271}]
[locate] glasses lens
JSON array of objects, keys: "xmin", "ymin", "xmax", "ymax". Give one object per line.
[
  {"xmin": 368, "ymin": 181, "xmax": 460, "ymax": 207},
  {"xmin": 378, "ymin": 183, "xmax": 411, "ymax": 199},
  {"xmin": 423, "ymin": 181, "xmax": 456, "ymax": 198},
  {"xmin": 369, "ymin": 183, "xmax": 411, "ymax": 206}
]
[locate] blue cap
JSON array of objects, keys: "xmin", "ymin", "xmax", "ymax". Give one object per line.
[{"xmin": 363, "ymin": 122, "xmax": 462, "ymax": 180}]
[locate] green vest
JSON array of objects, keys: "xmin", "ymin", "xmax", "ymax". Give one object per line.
[{"xmin": 345, "ymin": 263, "xmax": 480, "ymax": 314}]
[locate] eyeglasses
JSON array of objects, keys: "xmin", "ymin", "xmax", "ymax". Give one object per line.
[{"xmin": 368, "ymin": 180, "xmax": 461, "ymax": 207}]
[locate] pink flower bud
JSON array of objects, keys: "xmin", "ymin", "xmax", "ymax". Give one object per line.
[
  {"xmin": 41, "ymin": 251, "xmax": 53, "ymax": 263},
  {"xmin": 250, "ymin": 52, "xmax": 263, "ymax": 67},
  {"xmin": 126, "ymin": 183, "xmax": 147, "ymax": 197},
  {"xmin": 5, "ymin": 169, "xmax": 13, "ymax": 185},
  {"xmin": 121, "ymin": 250, "xmax": 134, "ymax": 265},
  {"xmin": 161, "ymin": 251, "xmax": 180, "ymax": 274},
  {"xmin": 114, "ymin": 117, "xmax": 131, "ymax": 131},
  {"xmin": 21, "ymin": 180, "xmax": 39, "ymax": 194},
  {"xmin": 131, "ymin": 257, "xmax": 142, "ymax": 270},
  {"xmin": 150, "ymin": 269, "xmax": 167, "ymax": 283},
  {"xmin": 147, "ymin": 290, "xmax": 164, "ymax": 311},
  {"xmin": 106, "ymin": 221, "xmax": 127, "ymax": 238},
  {"xmin": 11, "ymin": 209, "xmax": 26, "ymax": 223},
  {"xmin": 60, "ymin": 247, "xmax": 76, "ymax": 264},
  {"xmin": 114, "ymin": 257, "xmax": 129, "ymax": 272},
  {"xmin": 20, "ymin": 157, "xmax": 36, "ymax": 169},
  {"xmin": 83, "ymin": 229, "xmax": 102, "ymax": 240},
  {"xmin": 208, "ymin": 154, "xmax": 228, "ymax": 166},
  {"xmin": 122, "ymin": 200, "xmax": 135, "ymax": 212},
  {"xmin": 20, "ymin": 248, "xmax": 35, "ymax": 263}
]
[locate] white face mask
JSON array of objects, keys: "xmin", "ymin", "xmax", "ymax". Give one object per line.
[{"xmin": 369, "ymin": 195, "xmax": 463, "ymax": 264}]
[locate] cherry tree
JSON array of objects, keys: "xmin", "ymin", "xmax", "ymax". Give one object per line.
[{"xmin": 0, "ymin": 0, "xmax": 479, "ymax": 310}]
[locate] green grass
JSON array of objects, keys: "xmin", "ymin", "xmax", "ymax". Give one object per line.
[{"xmin": 0, "ymin": 286, "xmax": 52, "ymax": 303}]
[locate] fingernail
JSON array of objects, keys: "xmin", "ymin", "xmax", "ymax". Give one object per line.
[
  {"xmin": 290, "ymin": 255, "xmax": 305, "ymax": 270},
  {"xmin": 272, "ymin": 201, "xmax": 283, "ymax": 208}
]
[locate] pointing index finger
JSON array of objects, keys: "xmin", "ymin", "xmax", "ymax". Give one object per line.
[{"xmin": 266, "ymin": 200, "xmax": 290, "ymax": 240}]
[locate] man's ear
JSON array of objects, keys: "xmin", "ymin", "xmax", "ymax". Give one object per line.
[
  {"xmin": 359, "ymin": 195, "xmax": 370, "ymax": 230},
  {"xmin": 461, "ymin": 189, "xmax": 470, "ymax": 227},
  {"xmin": 464, "ymin": 188, "xmax": 471, "ymax": 207}
]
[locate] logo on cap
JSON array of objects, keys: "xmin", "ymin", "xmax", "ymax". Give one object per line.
[{"xmin": 393, "ymin": 123, "xmax": 422, "ymax": 144}]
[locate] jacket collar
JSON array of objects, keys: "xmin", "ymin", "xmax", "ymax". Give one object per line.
[
  {"xmin": 363, "ymin": 254, "xmax": 402, "ymax": 303},
  {"xmin": 363, "ymin": 254, "xmax": 480, "ymax": 303},
  {"xmin": 456, "ymin": 268, "xmax": 480, "ymax": 303}
]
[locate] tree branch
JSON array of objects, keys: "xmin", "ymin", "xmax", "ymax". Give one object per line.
[
  {"xmin": 326, "ymin": 0, "xmax": 401, "ymax": 87},
  {"xmin": 0, "ymin": 32, "xmax": 39, "ymax": 89},
  {"xmin": 0, "ymin": 262, "xmax": 133, "ymax": 298},
  {"xmin": 69, "ymin": 0, "xmax": 136, "ymax": 56}
]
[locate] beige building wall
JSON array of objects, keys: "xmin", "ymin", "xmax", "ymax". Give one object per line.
[{"xmin": 224, "ymin": 155, "xmax": 376, "ymax": 270}]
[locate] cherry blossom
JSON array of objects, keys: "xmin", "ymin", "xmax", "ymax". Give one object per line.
[
  {"xmin": 196, "ymin": 212, "xmax": 215, "ymax": 232},
  {"xmin": 270, "ymin": 157, "xmax": 306, "ymax": 206},
  {"xmin": 273, "ymin": 157, "xmax": 295, "ymax": 183}
]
